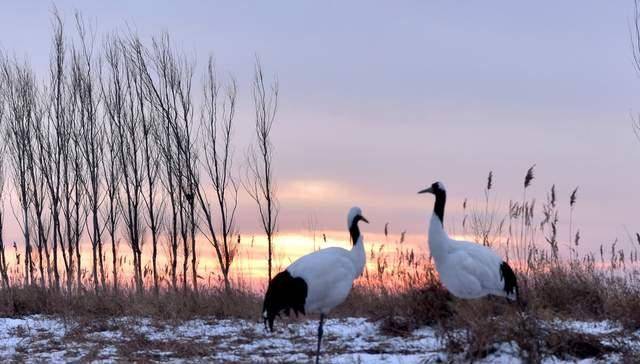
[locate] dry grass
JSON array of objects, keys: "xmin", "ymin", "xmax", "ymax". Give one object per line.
[
  {"xmin": 441, "ymin": 303, "xmax": 622, "ymax": 363},
  {"xmin": 0, "ymin": 286, "xmax": 260, "ymax": 321}
]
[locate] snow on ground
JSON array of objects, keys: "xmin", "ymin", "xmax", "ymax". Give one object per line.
[{"xmin": 0, "ymin": 315, "xmax": 635, "ymax": 363}]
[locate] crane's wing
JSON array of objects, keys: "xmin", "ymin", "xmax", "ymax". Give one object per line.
[
  {"xmin": 450, "ymin": 241, "xmax": 504, "ymax": 293},
  {"xmin": 287, "ymin": 247, "xmax": 356, "ymax": 313}
]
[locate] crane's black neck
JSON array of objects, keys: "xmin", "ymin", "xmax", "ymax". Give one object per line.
[
  {"xmin": 433, "ymin": 190, "xmax": 446, "ymax": 225},
  {"xmin": 349, "ymin": 217, "xmax": 361, "ymax": 246}
]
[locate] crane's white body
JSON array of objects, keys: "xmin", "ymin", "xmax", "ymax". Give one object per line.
[
  {"xmin": 262, "ymin": 206, "xmax": 368, "ymax": 364},
  {"xmin": 429, "ymin": 214, "xmax": 511, "ymax": 299},
  {"xmin": 287, "ymin": 239, "xmax": 365, "ymax": 314},
  {"xmin": 420, "ymin": 182, "xmax": 517, "ymax": 301}
]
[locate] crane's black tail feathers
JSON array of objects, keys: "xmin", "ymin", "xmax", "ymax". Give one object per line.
[
  {"xmin": 262, "ymin": 270, "xmax": 308, "ymax": 332},
  {"xmin": 500, "ymin": 261, "xmax": 519, "ymax": 304}
]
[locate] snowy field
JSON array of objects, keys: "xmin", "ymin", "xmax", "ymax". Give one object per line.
[{"xmin": 0, "ymin": 315, "xmax": 636, "ymax": 363}]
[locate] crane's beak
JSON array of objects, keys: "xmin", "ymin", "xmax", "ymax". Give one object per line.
[
  {"xmin": 418, "ymin": 187, "xmax": 434, "ymax": 194},
  {"xmin": 360, "ymin": 216, "xmax": 369, "ymax": 224}
]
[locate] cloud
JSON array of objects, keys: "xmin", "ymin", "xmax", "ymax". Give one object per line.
[{"xmin": 279, "ymin": 179, "xmax": 363, "ymax": 207}]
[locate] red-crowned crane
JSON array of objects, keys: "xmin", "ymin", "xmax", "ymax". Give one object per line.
[
  {"xmin": 262, "ymin": 206, "xmax": 369, "ymax": 364},
  {"xmin": 419, "ymin": 182, "xmax": 519, "ymax": 301}
]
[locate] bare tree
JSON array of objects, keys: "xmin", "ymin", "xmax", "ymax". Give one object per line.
[
  {"xmin": 0, "ymin": 82, "xmax": 9, "ymax": 288},
  {"xmin": 132, "ymin": 34, "xmax": 200, "ymax": 292},
  {"xmin": 100, "ymin": 35, "xmax": 124, "ymax": 293},
  {"xmin": 175, "ymin": 64, "xmax": 199, "ymax": 293},
  {"xmin": 137, "ymin": 58, "xmax": 163, "ymax": 295},
  {"xmin": 38, "ymin": 9, "xmax": 68, "ymax": 291},
  {"xmin": 121, "ymin": 37, "xmax": 167, "ymax": 294},
  {"xmin": 72, "ymin": 13, "xmax": 106, "ymax": 293},
  {"xmin": 115, "ymin": 44, "xmax": 146, "ymax": 293},
  {"xmin": 0, "ymin": 155, "xmax": 9, "ymax": 288},
  {"xmin": 67, "ymin": 58, "xmax": 89, "ymax": 292},
  {"xmin": 156, "ymin": 86, "xmax": 180, "ymax": 291},
  {"xmin": 102, "ymin": 101, "xmax": 122, "ymax": 293},
  {"xmin": 28, "ymin": 82, "xmax": 51, "ymax": 288},
  {"xmin": 196, "ymin": 57, "xmax": 239, "ymax": 290},
  {"xmin": 60, "ymin": 62, "xmax": 80, "ymax": 292},
  {"xmin": 59, "ymin": 90, "xmax": 73, "ymax": 291},
  {"xmin": 246, "ymin": 60, "xmax": 279, "ymax": 282},
  {"xmin": 158, "ymin": 103, "xmax": 180, "ymax": 291},
  {"xmin": 145, "ymin": 40, "xmax": 181, "ymax": 291},
  {"xmin": 1, "ymin": 56, "xmax": 37, "ymax": 286},
  {"xmin": 128, "ymin": 34, "xmax": 180, "ymax": 291}
]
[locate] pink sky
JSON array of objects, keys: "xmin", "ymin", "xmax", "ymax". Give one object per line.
[{"xmin": 0, "ymin": 1, "xmax": 639, "ymax": 264}]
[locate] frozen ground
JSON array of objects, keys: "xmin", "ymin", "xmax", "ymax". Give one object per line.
[{"xmin": 0, "ymin": 315, "xmax": 636, "ymax": 363}]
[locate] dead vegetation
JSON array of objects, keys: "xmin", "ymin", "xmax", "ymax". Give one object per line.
[{"xmin": 0, "ymin": 286, "xmax": 260, "ymax": 321}]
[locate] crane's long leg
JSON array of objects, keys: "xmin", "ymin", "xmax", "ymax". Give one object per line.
[{"xmin": 315, "ymin": 313, "xmax": 325, "ymax": 364}]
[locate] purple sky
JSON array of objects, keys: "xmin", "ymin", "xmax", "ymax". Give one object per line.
[{"xmin": 1, "ymin": 1, "xmax": 639, "ymax": 254}]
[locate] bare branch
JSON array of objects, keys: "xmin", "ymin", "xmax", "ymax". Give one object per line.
[{"xmin": 244, "ymin": 58, "xmax": 279, "ymax": 282}]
